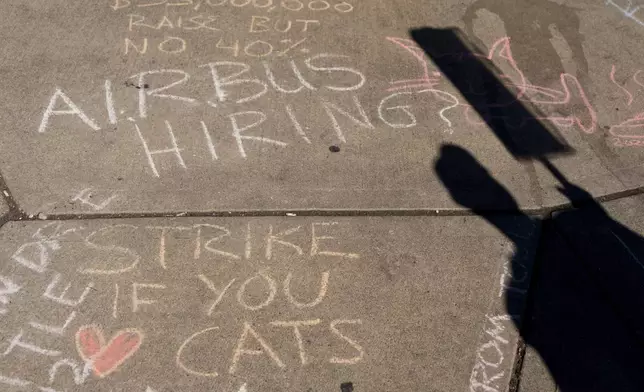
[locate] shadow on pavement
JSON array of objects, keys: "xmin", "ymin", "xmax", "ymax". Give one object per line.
[
  {"xmin": 461, "ymin": 0, "xmax": 588, "ymax": 88},
  {"xmin": 435, "ymin": 144, "xmax": 644, "ymax": 391},
  {"xmin": 412, "ymin": 28, "xmax": 644, "ymax": 391},
  {"xmin": 410, "ymin": 27, "xmax": 571, "ymax": 160}
]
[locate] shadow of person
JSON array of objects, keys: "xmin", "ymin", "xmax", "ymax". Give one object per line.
[
  {"xmin": 462, "ymin": 0, "xmax": 588, "ymax": 88},
  {"xmin": 436, "ymin": 143, "xmax": 644, "ymax": 391}
]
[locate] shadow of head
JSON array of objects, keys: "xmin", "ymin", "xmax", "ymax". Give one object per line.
[{"xmin": 435, "ymin": 143, "xmax": 519, "ymax": 211}]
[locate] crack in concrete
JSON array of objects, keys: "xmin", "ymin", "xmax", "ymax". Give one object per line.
[
  {"xmin": 0, "ymin": 184, "xmax": 641, "ymax": 226},
  {"xmin": 0, "ymin": 168, "xmax": 25, "ymax": 227},
  {"xmin": 0, "ymin": 168, "xmax": 640, "ymax": 392}
]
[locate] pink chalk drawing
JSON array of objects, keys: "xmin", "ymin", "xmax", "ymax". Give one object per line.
[
  {"xmin": 610, "ymin": 65, "xmax": 634, "ymax": 106},
  {"xmin": 385, "ymin": 37, "xmax": 443, "ymax": 92},
  {"xmin": 75, "ymin": 325, "xmax": 143, "ymax": 378},
  {"xmin": 485, "ymin": 37, "xmax": 597, "ymax": 134},
  {"xmin": 386, "ymin": 35, "xmax": 598, "ymax": 134},
  {"xmin": 484, "ymin": 37, "xmax": 527, "ymax": 101},
  {"xmin": 610, "ymin": 112, "xmax": 644, "ymax": 139},
  {"xmin": 606, "ymin": 66, "xmax": 644, "ymax": 145},
  {"xmin": 634, "ymin": 70, "xmax": 644, "ymax": 89},
  {"xmin": 385, "ymin": 37, "xmax": 463, "ymax": 130}
]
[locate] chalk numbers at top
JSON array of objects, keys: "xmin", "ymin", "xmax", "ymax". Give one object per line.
[
  {"xmin": 115, "ymin": 0, "xmax": 354, "ymax": 12},
  {"xmin": 208, "ymin": 0, "xmax": 354, "ymax": 13}
]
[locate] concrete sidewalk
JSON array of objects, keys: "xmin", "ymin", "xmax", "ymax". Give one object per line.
[
  {"xmin": 1, "ymin": 0, "xmax": 643, "ymax": 215},
  {"xmin": 2, "ymin": 0, "xmax": 644, "ymax": 391},
  {"xmin": 0, "ymin": 216, "xmax": 537, "ymax": 392}
]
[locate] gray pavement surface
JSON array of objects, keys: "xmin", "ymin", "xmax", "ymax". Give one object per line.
[
  {"xmin": 0, "ymin": 217, "xmax": 537, "ymax": 392},
  {"xmin": 516, "ymin": 346, "xmax": 555, "ymax": 392},
  {"xmin": 2, "ymin": 0, "xmax": 644, "ymax": 391},
  {"xmin": 515, "ymin": 196, "xmax": 644, "ymax": 392},
  {"xmin": 0, "ymin": 0, "xmax": 642, "ymax": 214}
]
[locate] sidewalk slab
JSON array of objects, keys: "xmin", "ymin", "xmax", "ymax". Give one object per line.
[
  {"xmin": 516, "ymin": 346, "xmax": 555, "ymax": 392},
  {"xmin": 553, "ymin": 194, "xmax": 644, "ymax": 341},
  {"xmin": 0, "ymin": 216, "xmax": 538, "ymax": 392},
  {"xmin": 518, "ymin": 218, "xmax": 644, "ymax": 392},
  {"xmin": 588, "ymin": 192, "xmax": 644, "ymax": 231},
  {"xmin": 0, "ymin": 1, "xmax": 643, "ymax": 214}
]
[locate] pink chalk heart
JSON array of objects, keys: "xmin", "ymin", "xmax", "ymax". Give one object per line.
[{"xmin": 75, "ymin": 325, "xmax": 143, "ymax": 378}]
